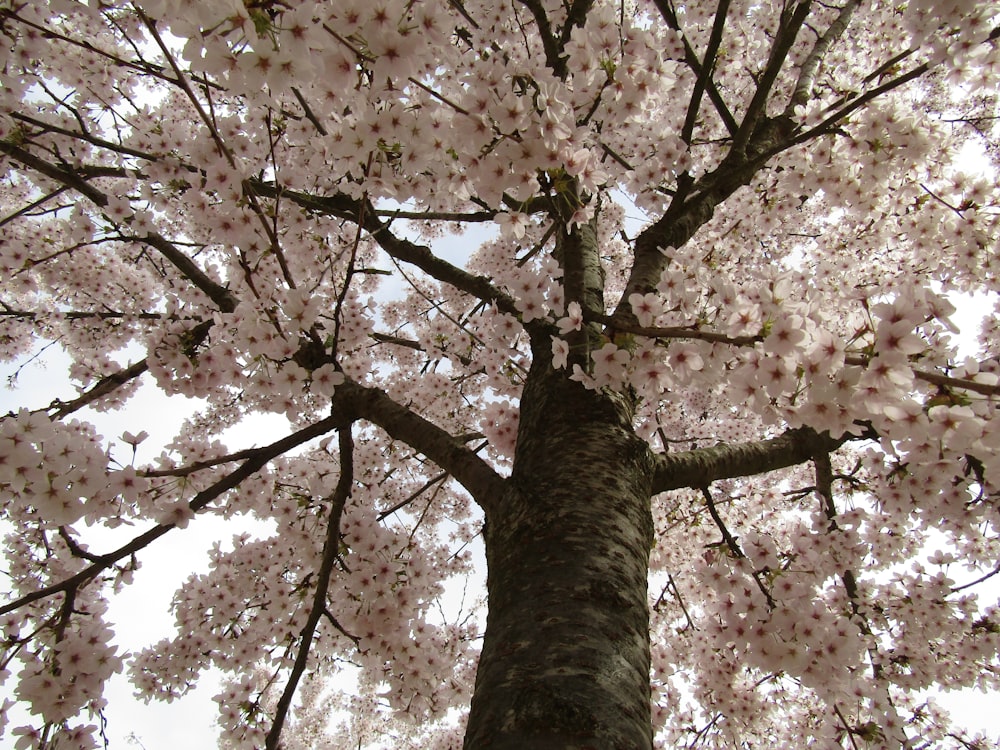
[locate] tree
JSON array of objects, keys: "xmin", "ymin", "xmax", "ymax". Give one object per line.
[{"xmin": 1, "ymin": 0, "xmax": 999, "ymax": 747}]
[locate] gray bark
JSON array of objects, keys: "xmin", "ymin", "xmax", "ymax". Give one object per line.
[{"xmin": 464, "ymin": 355, "xmax": 656, "ymax": 750}]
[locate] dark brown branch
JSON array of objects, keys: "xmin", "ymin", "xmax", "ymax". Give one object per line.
[
  {"xmin": 652, "ymin": 427, "xmax": 848, "ymax": 494},
  {"xmin": 373, "ymin": 207, "xmax": 496, "ymax": 222},
  {"xmin": 0, "ymin": 141, "xmax": 118, "ymax": 206},
  {"xmin": 813, "ymin": 450, "xmax": 884, "ymax": 682},
  {"xmin": 138, "ymin": 11, "xmax": 233, "ymax": 165},
  {"xmin": 791, "ymin": 59, "xmax": 930, "ymax": 145},
  {"xmin": 377, "ymin": 471, "xmax": 449, "ymax": 521},
  {"xmin": 561, "ymin": 0, "xmax": 595, "ymax": 47},
  {"xmin": 585, "ymin": 309, "xmax": 762, "ymax": 346},
  {"xmin": 127, "ymin": 234, "xmax": 238, "ymax": 312},
  {"xmin": 10, "ymin": 111, "xmax": 157, "ymax": 162},
  {"xmin": 0, "ymin": 9, "xmax": 190, "ymax": 88},
  {"xmin": 515, "ymin": 0, "xmax": 567, "ymax": 78},
  {"xmin": 701, "ymin": 486, "xmax": 744, "ymax": 559},
  {"xmin": 265, "ymin": 427, "xmax": 354, "ymax": 750},
  {"xmin": 0, "ymin": 310, "xmax": 172, "ymax": 321},
  {"xmin": 0, "ymin": 141, "xmax": 238, "ymax": 314},
  {"xmin": 335, "ymin": 381, "xmax": 505, "ymax": 513},
  {"xmin": 322, "ymin": 608, "xmax": 361, "ymax": 647},
  {"xmin": 0, "ymin": 184, "xmax": 70, "ymax": 229},
  {"xmin": 290, "ymin": 87, "xmax": 327, "ymax": 136},
  {"xmin": 251, "ymin": 182, "xmax": 523, "ymax": 321},
  {"xmin": 952, "ymin": 562, "xmax": 1000, "ymax": 594},
  {"xmin": 369, "ymin": 332, "xmax": 424, "ymax": 351},
  {"xmin": 666, "ymin": 574, "xmax": 697, "ymax": 630},
  {"xmin": 651, "ymin": 0, "xmax": 738, "ymax": 136},
  {"xmin": 621, "ymin": 115, "xmax": 795, "ymax": 309},
  {"xmin": 48, "ymin": 359, "xmax": 149, "ymax": 420},
  {"xmin": 702, "ymin": 485, "xmax": 776, "ymax": 608},
  {"xmin": 844, "ymin": 354, "xmax": 1000, "ymax": 397},
  {"xmin": 681, "ymin": 0, "xmax": 732, "ymax": 147},
  {"xmin": 39, "ymin": 316, "xmax": 214, "ymax": 420}
]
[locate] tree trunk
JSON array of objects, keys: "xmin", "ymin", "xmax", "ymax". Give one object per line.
[{"xmin": 464, "ymin": 358, "xmax": 656, "ymax": 749}]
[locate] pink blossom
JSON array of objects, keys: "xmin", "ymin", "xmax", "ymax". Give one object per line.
[
  {"xmin": 551, "ymin": 337, "xmax": 569, "ymax": 369},
  {"xmin": 557, "ymin": 301, "xmax": 584, "ymax": 335}
]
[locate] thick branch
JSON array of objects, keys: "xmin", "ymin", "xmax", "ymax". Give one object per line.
[
  {"xmin": 335, "ymin": 381, "xmax": 505, "ymax": 513},
  {"xmin": 651, "ymin": 427, "xmax": 848, "ymax": 494},
  {"xmin": 784, "ymin": 0, "xmax": 861, "ymax": 115},
  {"xmin": 560, "ymin": 218, "xmax": 605, "ymax": 360},
  {"xmin": 620, "ymin": 142, "xmax": 784, "ymax": 308}
]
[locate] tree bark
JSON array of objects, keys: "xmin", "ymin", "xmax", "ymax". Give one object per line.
[{"xmin": 465, "ymin": 357, "xmax": 656, "ymax": 749}]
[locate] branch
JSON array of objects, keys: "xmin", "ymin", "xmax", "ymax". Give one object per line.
[
  {"xmin": 377, "ymin": 471, "xmax": 449, "ymax": 521},
  {"xmin": 621, "ymin": 119, "xmax": 795, "ymax": 306},
  {"xmin": 651, "ymin": 427, "xmax": 849, "ymax": 494},
  {"xmin": 335, "ymin": 381, "xmax": 505, "ymax": 513},
  {"xmin": 43, "ymin": 318, "xmax": 213, "ymax": 419},
  {"xmin": 0, "ymin": 414, "xmax": 344, "ymax": 618},
  {"xmin": 265, "ymin": 427, "xmax": 353, "ymax": 750},
  {"xmin": 252, "ymin": 182, "xmax": 523, "ymax": 321},
  {"xmin": 138, "ymin": 11, "xmax": 234, "ymax": 165},
  {"xmin": 130, "ymin": 234, "xmax": 238, "ymax": 312},
  {"xmin": 844, "ymin": 354, "xmax": 1000, "ymax": 397},
  {"xmin": 48, "ymin": 359, "xmax": 149, "ymax": 420},
  {"xmin": 10, "ymin": 110, "xmax": 158, "ymax": 163},
  {"xmin": 651, "ymin": 0, "xmax": 738, "ymax": 135},
  {"xmin": 373, "ymin": 207, "xmax": 496, "ymax": 222},
  {"xmin": 514, "ymin": 0, "xmax": 566, "ymax": 77},
  {"xmin": 585, "ymin": 309, "xmax": 762, "ymax": 346},
  {"xmin": 680, "ymin": 0, "xmax": 732, "ymax": 147},
  {"xmin": 0, "ymin": 183, "xmax": 70, "ymax": 229},
  {"xmin": 784, "ymin": 0, "xmax": 861, "ymax": 116},
  {"xmin": 0, "ymin": 310, "xmax": 171, "ymax": 322},
  {"xmin": 701, "ymin": 486, "xmax": 744, "ymax": 559},
  {"xmin": 0, "ymin": 141, "xmax": 238, "ymax": 314},
  {"xmin": 731, "ymin": 0, "xmax": 812, "ymax": 156},
  {"xmin": 790, "ymin": 59, "xmax": 930, "ymax": 145},
  {"xmin": 702, "ymin": 485, "xmax": 776, "ymax": 608},
  {"xmin": 0, "ymin": 8, "xmax": 194, "ymax": 89}
]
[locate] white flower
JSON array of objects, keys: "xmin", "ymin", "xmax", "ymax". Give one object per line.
[
  {"xmin": 497, "ymin": 211, "xmax": 530, "ymax": 239},
  {"xmin": 551, "ymin": 337, "xmax": 569, "ymax": 369},
  {"xmin": 628, "ymin": 292, "xmax": 664, "ymax": 327},
  {"xmin": 121, "ymin": 430, "xmax": 149, "ymax": 446},
  {"xmin": 311, "ymin": 364, "xmax": 345, "ymax": 397},
  {"xmin": 592, "ymin": 343, "xmax": 630, "ymax": 386},
  {"xmin": 557, "ymin": 301, "xmax": 584, "ymax": 334}
]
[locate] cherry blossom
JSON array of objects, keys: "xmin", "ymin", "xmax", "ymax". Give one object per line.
[{"xmin": 1, "ymin": 1, "xmax": 999, "ymax": 748}]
